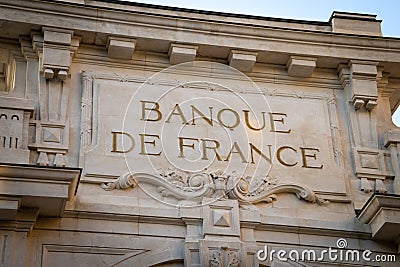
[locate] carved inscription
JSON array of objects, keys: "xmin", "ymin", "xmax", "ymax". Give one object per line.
[{"xmin": 110, "ymin": 101, "xmax": 324, "ymax": 169}]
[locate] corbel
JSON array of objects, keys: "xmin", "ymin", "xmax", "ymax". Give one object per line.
[
  {"xmin": 107, "ymin": 36, "xmax": 137, "ymax": 60},
  {"xmin": 228, "ymin": 50, "xmax": 257, "ymax": 72},
  {"xmin": 168, "ymin": 43, "xmax": 198, "ymax": 65},
  {"xmin": 286, "ymin": 55, "xmax": 317, "ymax": 77}
]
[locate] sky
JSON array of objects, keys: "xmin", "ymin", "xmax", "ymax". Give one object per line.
[{"xmin": 122, "ymin": 0, "xmax": 400, "ymax": 125}]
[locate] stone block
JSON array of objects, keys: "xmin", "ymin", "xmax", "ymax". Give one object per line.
[
  {"xmin": 107, "ymin": 36, "xmax": 137, "ymax": 59},
  {"xmin": 202, "ymin": 198, "xmax": 240, "ymax": 237},
  {"xmin": 169, "ymin": 44, "xmax": 197, "ymax": 65},
  {"xmin": 286, "ymin": 56, "xmax": 317, "ymax": 77},
  {"xmin": 0, "ymin": 197, "xmax": 20, "ymax": 220},
  {"xmin": 228, "ymin": 50, "xmax": 257, "ymax": 72},
  {"xmin": 44, "ymin": 29, "xmax": 72, "ymax": 45},
  {"xmin": 358, "ymin": 195, "xmax": 400, "ymax": 241},
  {"xmin": 42, "ymin": 47, "xmax": 71, "ymax": 69},
  {"xmin": 330, "ymin": 11, "xmax": 382, "ymax": 36},
  {"xmin": 0, "ymin": 164, "xmax": 81, "ymax": 217}
]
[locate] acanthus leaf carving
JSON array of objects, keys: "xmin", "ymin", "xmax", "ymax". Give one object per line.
[
  {"xmin": 100, "ymin": 168, "xmax": 329, "ymax": 205},
  {"xmin": 209, "ymin": 248, "xmax": 239, "ymax": 267}
]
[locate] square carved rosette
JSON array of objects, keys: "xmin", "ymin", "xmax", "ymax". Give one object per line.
[
  {"xmin": 29, "ymin": 121, "xmax": 69, "ymax": 166},
  {"xmin": 202, "ymin": 198, "xmax": 240, "ymax": 237}
]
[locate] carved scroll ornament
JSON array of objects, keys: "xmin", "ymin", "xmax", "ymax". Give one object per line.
[{"xmin": 101, "ymin": 168, "xmax": 328, "ymax": 205}]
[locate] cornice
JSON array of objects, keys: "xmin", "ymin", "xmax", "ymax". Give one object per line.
[{"xmin": 1, "ymin": 0, "xmax": 400, "ymax": 68}]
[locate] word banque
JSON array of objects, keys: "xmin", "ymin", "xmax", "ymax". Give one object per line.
[{"xmin": 111, "ymin": 100, "xmax": 324, "ymax": 169}]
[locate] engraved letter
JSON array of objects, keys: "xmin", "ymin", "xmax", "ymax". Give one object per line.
[
  {"xmin": 140, "ymin": 101, "xmax": 162, "ymax": 122},
  {"xmin": 269, "ymin": 112, "xmax": 291, "ymax": 133},
  {"xmin": 178, "ymin": 137, "xmax": 199, "ymax": 158},
  {"xmin": 139, "ymin": 133, "xmax": 161, "ymax": 156},
  {"xmin": 217, "ymin": 108, "xmax": 240, "ymax": 130},
  {"xmin": 165, "ymin": 104, "xmax": 188, "ymax": 124},
  {"xmin": 276, "ymin": 146, "xmax": 298, "ymax": 167},
  {"xmin": 200, "ymin": 139, "xmax": 222, "ymax": 161},
  {"xmin": 191, "ymin": 105, "xmax": 213, "ymax": 126},
  {"xmin": 111, "ymin": 131, "xmax": 135, "ymax": 153},
  {"xmin": 225, "ymin": 142, "xmax": 247, "ymax": 163},
  {"xmin": 249, "ymin": 143, "xmax": 272, "ymax": 164},
  {"xmin": 243, "ymin": 110, "xmax": 266, "ymax": 131},
  {"xmin": 300, "ymin": 147, "xmax": 323, "ymax": 169}
]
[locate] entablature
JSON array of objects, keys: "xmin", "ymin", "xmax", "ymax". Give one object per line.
[
  {"xmin": 0, "ymin": 163, "xmax": 81, "ymax": 218},
  {"xmin": 0, "ymin": 0, "xmax": 400, "ymax": 77}
]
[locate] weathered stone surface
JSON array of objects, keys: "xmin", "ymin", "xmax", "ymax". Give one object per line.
[{"xmin": 0, "ymin": 1, "xmax": 400, "ymax": 266}]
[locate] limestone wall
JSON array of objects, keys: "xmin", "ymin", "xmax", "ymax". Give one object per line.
[{"xmin": 0, "ymin": 1, "xmax": 400, "ymax": 266}]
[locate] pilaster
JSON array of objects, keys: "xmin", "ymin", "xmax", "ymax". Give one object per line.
[
  {"xmin": 338, "ymin": 61, "xmax": 389, "ymax": 195},
  {"xmin": 182, "ymin": 199, "xmax": 260, "ymax": 267},
  {"xmin": 28, "ymin": 27, "xmax": 80, "ymax": 167}
]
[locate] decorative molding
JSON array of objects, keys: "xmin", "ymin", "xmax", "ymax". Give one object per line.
[
  {"xmin": 0, "ymin": 107, "xmax": 31, "ymax": 164},
  {"xmin": 353, "ymin": 147, "xmax": 392, "ymax": 193},
  {"xmin": 0, "ymin": 163, "xmax": 81, "ymax": 217},
  {"xmin": 327, "ymin": 95, "xmax": 344, "ymax": 167},
  {"xmin": 42, "ymin": 244, "xmax": 149, "ymax": 267},
  {"xmin": 80, "ymin": 71, "xmax": 339, "ymax": 99},
  {"xmin": 41, "ymin": 27, "xmax": 80, "ymax": 81},
  {"xmin": 358, "ymin": 194, "xmax": 400, "ymax": 243},
  {"xmin": 26, "ymin": 29, "xmax": 80, "ymax": 167},
  {"xmin": 80, "ymin": 70, "xmax": 95, "ymax": 151},
  {"xmin": 101, "ymin": 168, "xmax": 328, "ymax": 205},
  {"xmin": 348, "ymin": 60, "xmax": 379, "ymax": 110},
  {"xmin": 209, "ymin": 248, "xmax": 240, "ymax": 267},
  {"xmin": 384, "ymin": 130, "xmax": 400, "ymax": 194}
]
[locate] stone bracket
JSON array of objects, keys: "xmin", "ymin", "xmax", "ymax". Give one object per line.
[
  {"xmin": 107, "ymin": 36, "xmax": 137, "ymax": 59},
  {"xmin": 228, "ymin": 50, "xmax": 257, "ymax": 72},
  {"xmin": 29, "ymin": 120, "xmax": 69, "ymax": 166},
  {"xmin": 169, "ymin": 44, "xmax": 198, "ymax": 65},
  {"xmin": 38, "ymin": 27, "xmax": 80, "ymax": 80},
  {"xmin": 358, "ymin": 194, "xmax": 400, "ymax": 243},
  {"xmin": 349, "ymin": 60, "xmax": 379, "ymax": 110},
  {"xmin": 286, "ymin": 56, "xmax": 317, "ymax": 77},
  {"xmin": 0, "ymin": 163, "xmax": 81, "ymax": 217}
]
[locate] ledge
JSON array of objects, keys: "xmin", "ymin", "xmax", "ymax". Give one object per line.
[
  {"xmin": 0, "ymin": 163, "xmax": 81, "ymax": 217},
  {"xmin": 357, "ymin": 194, "xmax": 400, "ymax": 242}
]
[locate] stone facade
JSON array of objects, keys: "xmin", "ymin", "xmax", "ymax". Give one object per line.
[{"xmin": 0, "ymin": 1, "xmax": 400, "ymax": 266}]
